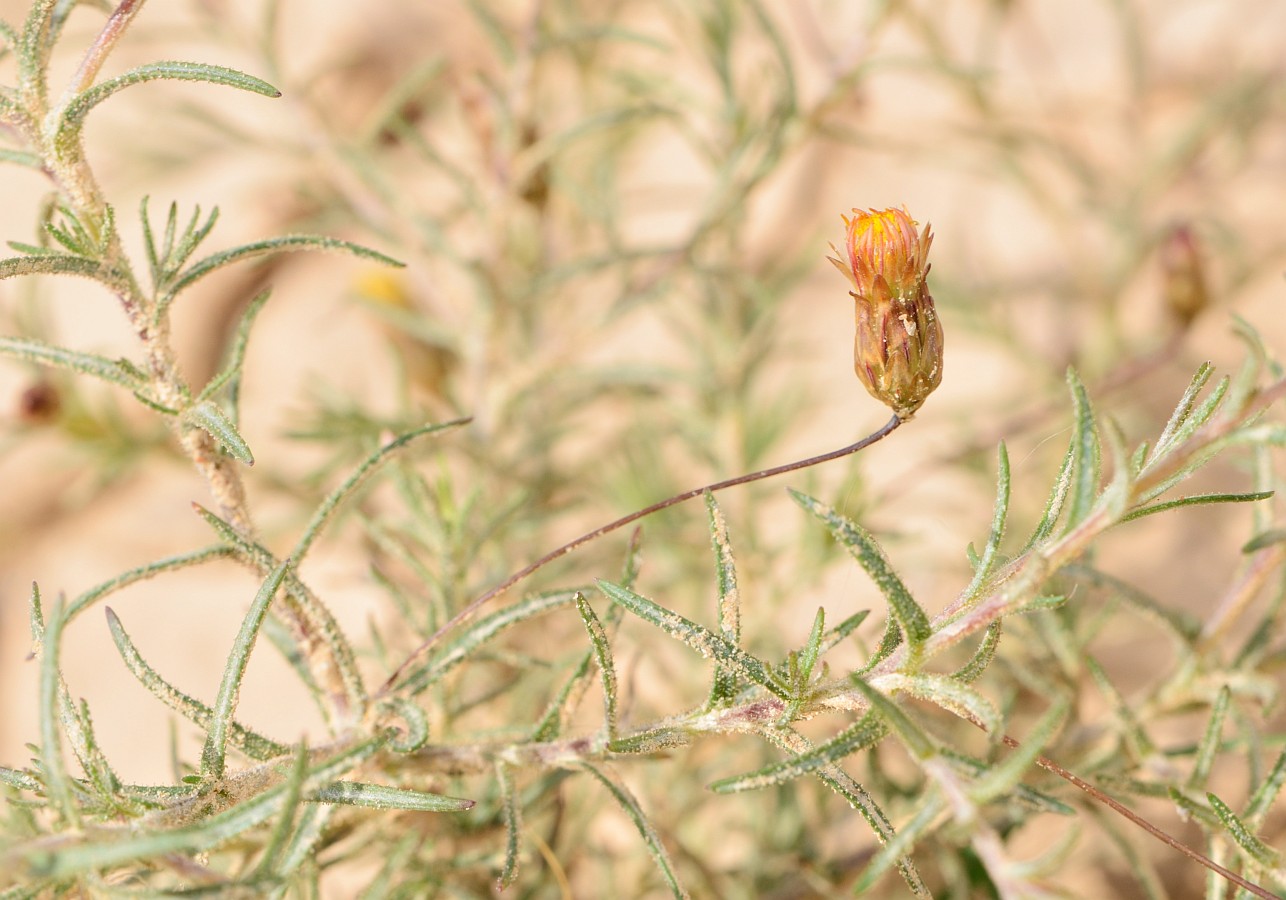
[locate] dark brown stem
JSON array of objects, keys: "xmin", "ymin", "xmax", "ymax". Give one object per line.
[
  {"xmin": 1009, "ymin": 736, "xmax": 1276, "ymax": 899},
  {"xmin": 377, "ymin": 412, "xmax": 904, "ymax": 697}
]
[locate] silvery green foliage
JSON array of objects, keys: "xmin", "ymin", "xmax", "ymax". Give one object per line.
[{"xmin": 1, "ymin": 1, "xmax": 1285, "ymax": 897}]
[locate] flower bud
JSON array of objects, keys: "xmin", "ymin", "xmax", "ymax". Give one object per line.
[
  {"xmin": 828, "ymin": 207, "xmax": 943, "ymax": 419},
  {"xmin": 1159, "ymin": 224, "xmax": 1209, "ymax": 328}
]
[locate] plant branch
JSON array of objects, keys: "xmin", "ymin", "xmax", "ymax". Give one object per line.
[
  {"xmin": 1012, "ymin": 736, "xmax": 1276, "ymax": 900},
  {"xmin": 377, "ymin": 413, "xmax": 904, "ymax": 698}
]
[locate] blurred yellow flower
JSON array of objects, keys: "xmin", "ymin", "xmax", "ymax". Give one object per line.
[{"xmin": 352, "ymin": 269, "xmax": 458, "ymax": 406}]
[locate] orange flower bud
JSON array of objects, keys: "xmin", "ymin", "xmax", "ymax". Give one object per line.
[
  {"xmin": 1159, "ymin": 224, "xmax": 1209, "ymax": 328},
  {"xmin": 828, "ymin": 207, "xmax": 943, "ymax": 419}
]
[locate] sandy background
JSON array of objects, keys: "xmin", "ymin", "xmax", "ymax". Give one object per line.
[{"xmin": 1, "ymin": 0, "xmax": 1285, "ymax": 895}]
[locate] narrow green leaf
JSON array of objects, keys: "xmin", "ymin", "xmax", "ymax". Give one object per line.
[
  {"xmin": 750, "ymin": 726, "xmax": 926, "ymax": 894},
  {"xmin": 1153, "ymin": 376, "xmax": 1230, "ymax": 472},
  {"xmin": 817, "ymin": 609, "xmax": 871, "ymax": 656},
  {"xmin": 619, "ymin": 526, "xmax": 645, "ymax": 591},
  {"xmin": 1207, "ymin": 791, "xmax": 1281, "ymax": 869},
  {"xmin": 1010, "ymin": 826, "xmax": 1083, "ymax": 884},
  {"xmin": 1151, "ymin": 362, "xmax": 1215, "ymax": 462},
  {"xmin": 355, "ymin": 831, "xmax": 421, "ymax": 900},
  {"xmin": 1017, "ymin": 594, "xmax": 1068, "ymax": 614},
  {"xmin": 709, "ymin": 709, "xmax": 886, "ymax": 793},
  {"xmin": 269, "ymin": 804, "xmax": 335, "ymax": 880},
  {"xmin": 705, "ymin": 491, "xmax": 742, "ymax": 705},
  {"xmin": 0, "ymin": 252, "xmax": 105, "ymax": 282},
  {"xmin": 1244, "ymin": 750, "xmax": 1286, "ymax": 825},
  {"xmin": 43, "ymin": 214, "xmax": 94, "ymax": 256},
  {"xmin": 1228, "ymin": 315, "xmax": 1277, "ymax": 412},
  {"xmin": 850, "ymin": 676, "xmax": 934, "ymax": 760},
  {"xmin": 796, "ymin": 606, "xmax": 825, "ymax": 685},
  {"xmin": 463, "ymin": 0, "xmax": 516, "ymax": 61},
  {"xmin": 1099, "ymin": 416, "xmax": 1133, "ymax": 519},
  {"xmin": 0, "ymin": 148, "xmax": 42, "ymax": 169},
  {"xmin": 531, "ymin": 634, "xmax": 605, "ymax": 742},
  {"xmin": 133, "ymin": 389, "xmax": 180, "ymax": 415},
  {"xmin": 139, "ymin": 200, "xmax": 218, "ymax": 291},
  {"xmin": 859, "ymin": 618, "xmax": 904, "ymax": 674},
  {"xmin": 575, "ymin": 594, "xmax": 619, "ymax": 739},
  {"xmin": 1087, "ymin": 657, "xmax": 1155, "ymax": 759},
  {"xmin": 197, "ymin": 287, "xmax": 272, "ymax": 407},
  {"xmin": 24, "ymin": 592, "xmax": 121, "ymax": 812},
  {"xmin": 940, "ymin": 749, "xmax": 1074, "ymax": 815},
  {"xmin": 65, "ymin": 698, "xmax": 124, "ymax": 810},
  {"xmin": 1168, "ymin": 786, "xmax": 1219, "ymax": 828},
  {"xmin": 160, "ymin": 204, "xmax": 220, "ymax": 283},
  {"xmin": 139, "ymin": 196, "xmax": 163, "ymax": 287},
  {"xmin": 1188, "ymin": 687, "xmax": 1230, "ymax": 790},
  {"xmin": 34, "ymin": 589, "xmax": 78, "ymax": 827},
  {"xmin": 0, "ymin": 335, "xmax": 143, "ymax": 389},
  {"xmin": 954, "ymin": 622, "xmax": 1001, "ymax": 684},
  {"xmin": 167, "ymin": 235, "xmax": 404, "ymax": 306},
  {"xmin": 6, "ymin": 241, "xmax": 63, "ymax": 257},
  {"xmin": 29, "ymin": 579, "xmax": 44, "ymax": 638},
  {"xmin": 1128, "ymin": 440, "xmax": 1149, "ymax": 478},
  {"xmin": 497, "ymin": 762, "xmax": 521, "ymax": 890},
  {"xmin": 378, "ymin": 697, "xmax": 429, "ymax": 753},
  {"xmin": 527, "ymin": 534, "xmax": 643, "ymax": 740},
  {"xmin": 192, "ymin": 505, "xmax": 367, "ymax": 717},
  {"xmin": 1228, "ymin": 424, "xmax": 1286, "ymax": 448},
  {"xmin": 851, "ymin": 793, "xmax": 946, "ymax": 895},
  {"xmin": 1062, "ymin": 563, "xmax": 1200, "ymax": 645},
  {"xmin": 201, "ymin": 561, "xmax": 290, "ymax": 779},
  {"xmin": 310, "ymin": 781, "xmax": 473, "ymax": 812},
  {"xmin": 968, "ymin": 697, "xmax": 1069, "ymax": 805},
  {"xmin": 290, "ymin": 419, "xmax": 469, "ymax": 563},
  {"xmin": 790, "ymin": 490, "xmax": 931, "ymax": 650},
  {"xmin": 533, "ymin": 533, "xmax": 638, "ymax": 741},
  {"xmin": 254, "ymin": 743, "xmax": 309, "ymax": 877},
  {"xmin": 184, "ymin": 400, "xmax": 254, "ymax": 465},
  {"xmin": 60, "ymin": 61, "xmax": 279, "ymax": 130},
  {"xmin": 1242, "ymin": 529, "xmax": 1286, "ymax": 554},
  {"xmin": 778, "ymin": 606, "xmax": 826, "ymax": 723},
  {"xmin": 0, "ymin": 767, "xmax": 41, "ymax": 792},
  {"xmin": 405, "ymin": 589, "xmax": 582, "ymax": 696},
  {"xmin": 68, "ymin": 545, "xmax": 233, "ymax": 624},
  {"xmin": 1063, "ymin": 368, "xmax": 1102, "ymax": 531},
  {"xmin": 16, "ymin": 738, "xmax": 381, "ymax": 879},
  {"xmin": 1023, "ymin": 424, "xmax": 1077, "ymax": 551},
  {"xmin": 962, "ymin": 443, "xmax": 1010, "ymax": 602},
  {"xmin": 581, "ymin": 764, "xmax": 688, "ymax": 899},
  {"xmin": 881, "ymin": 673, "xmax": 1001, "ymax": 736},
  {"xmin": 607, "ymin": 726, "xmax": 692, "ymax": 755},
  {"xmin": 597, "ymin": 580, "xmax": 789, "ymax": 699},
  {"xmin": 18, "ymin": 0, "xmax": 60, "ymax": 86},
  {"xmin": 1122, "ymin": 491, "xmax": 1274, "ymax": 524}
]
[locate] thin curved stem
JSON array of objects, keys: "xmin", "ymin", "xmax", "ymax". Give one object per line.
[
  {"xmin": 377, "ymin": 413, "xmax": 904, "ymax": 697},
  {"xmin": 1012, "ymin": 736, "xmax": 1275, "ymax": 900}
]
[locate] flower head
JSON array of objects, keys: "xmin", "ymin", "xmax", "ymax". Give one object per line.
[
  {"xmin": 828, "ymin": 207, "xmax": 943, "ymax": 418},
  {"xmin": 1159, "ymin": 223, "xmax": 1209, "ymax": 328}
]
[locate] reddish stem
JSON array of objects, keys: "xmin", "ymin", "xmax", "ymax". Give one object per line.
[{"xmin": 378, "ymin": 413, "xmax": 903, "ymax": 697}]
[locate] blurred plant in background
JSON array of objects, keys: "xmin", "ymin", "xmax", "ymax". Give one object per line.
[{"xmin": 1, "ymin": 0, "xmax": 1285, "ymax": 896}]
